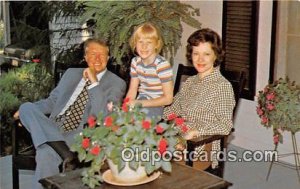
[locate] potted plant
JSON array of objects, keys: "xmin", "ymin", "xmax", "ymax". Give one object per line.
[
  {"xmin": 256, "ymin": 77, "xmax": 300, "ymax": 145},
  {"xmin": 257, "ymin": 78, "xmax": 300, "ymax": 180},
  {"xmin": 76, "ymin": 1, "xmax": 201, "ymax": 67},
  {"xmin": 71, "ymin": 98, "xmax": 188, "ymax": 188}
]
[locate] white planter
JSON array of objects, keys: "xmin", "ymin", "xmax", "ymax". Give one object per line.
[{"xmin": 107, "ymin": 159, "xmax": 147, "ymax": 183}]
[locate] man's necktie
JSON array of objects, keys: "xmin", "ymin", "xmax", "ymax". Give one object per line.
[{"xmin": 56, "ymin": 81, "xmax": 91, "ymax": 132}]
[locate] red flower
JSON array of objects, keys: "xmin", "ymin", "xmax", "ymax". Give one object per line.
[
  {"xmin": 142, "ymin": 120, "xmax": 151, "ymax": 130},
  {"xmin": 256, "ymin": 106, "xmax": 264, "ymax": 116},
  {"xmin": 87, "ymin": 115, "xmax": 96, "ymax": 128},
  {"xmin": 155, "ymin": 125, "xmax": 164, "ymax": 134},
  {"xmin": 104, "ymin": 116, "xmax": 113, "ymax": 127},
  {"xmin": 266, "ymin": 103, "xmax": 275, "ymax": 111},
  {"xmin": 175, "ymin": 117, "xmax": 184, "ymax": 126},
  {"xmin": 90, "ymin": 145, "xmax": 101, "ymax": 156},
  {"xmin": 123, "ymin": 97, "xmax": 130, "ymax": 104},
  {"xmin": 121, "ymin": 98, "xmax": 130, "ymax": 112},
  {"xmin": 273, "ymin": 135, "xmax": 279, "ymax": 144},
  {"xmin": 82, "ymin": 138, "xmax": 90, "ymax": 149},
  {"xmin": 158, "ymin": 138, "xmax": 168, "ymax": 155},
  {"xmin": 180, "ymin": 124, "xmax": 189, "ymax": 133},
  {"xmin": 167, "ymin": 113, "xmax": 177, "ymax": 120},
  {"xmin": 266, "ymin": 92, "xmax": 275, "ymax": 101},
  {"xmin": 122, "ymin": 103, "xmax": 128, "ymax": 112},
  {"xmin": 261, "ymin": 116, "xmax": 268, "ymax": 124},
  {"xmin": 32, "ymin": 59, "xmax": 41, "ymax": 63}
]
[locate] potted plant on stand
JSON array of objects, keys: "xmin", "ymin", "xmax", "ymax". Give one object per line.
[
  {"xmin": 256, "ymin": 77, "xmax": 300, "ymax": 180},
  {"xmin": 71, "ymin": 98, "xmax": 188, "ymax": 188}
]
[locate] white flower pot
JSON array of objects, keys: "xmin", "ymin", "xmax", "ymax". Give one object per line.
[{"xmin": 107, "ymin": 159, "xmax": 147, "ymax": 183}]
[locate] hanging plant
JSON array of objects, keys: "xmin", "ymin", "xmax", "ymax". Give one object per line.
[{"xmin": 76, "ymin": 1, "xmax": 201, "ymax": 66}]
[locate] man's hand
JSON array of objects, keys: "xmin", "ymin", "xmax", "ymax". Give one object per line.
[
  {"xmin": 13, "ymin": 110, "xmax": 20, "ymax": 120},
  {"xmin": 83, "ymin": 68, "xmax": 98, "ymax": 84}
]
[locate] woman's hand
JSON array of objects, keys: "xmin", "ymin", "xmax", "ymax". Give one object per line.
[
  {"xmin": 175, "ymin": 143, "xmax": 186, "ymax": 151},
  {"xmin": 183, "ymin": 129, "xmax": 199, "ymax": 140}
]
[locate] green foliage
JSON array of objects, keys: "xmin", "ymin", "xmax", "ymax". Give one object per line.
[
  {"xmin": 257, "ymin": 77, "xmax": 300, "ymax": 144},
  {"xmin": 0, "ymin": 63, "xmax": 53, "ymax": 155},
  {"xmin": 76, "ymin": 1, "xmax": 201, "ymax": 66},
  {"xmin": 0, "ymin": 92, "xmax": 20, "ymax": 114},
  {"xmin": 0, "ymin": 63, "xmax": 53, "ymax": 113}
]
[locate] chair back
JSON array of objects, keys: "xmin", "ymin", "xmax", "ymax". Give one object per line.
[
  {"xmin": 221, "ymin": 69, "xmax": 246, "ymax": 105},
  {"xmin": 174, "ymin": 64, "xmax": 197, "ymax": 95}
]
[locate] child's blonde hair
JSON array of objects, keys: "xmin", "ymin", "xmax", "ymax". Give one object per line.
[{"xmin": 129, "ymin": 22, "xmax": 163, "ymax": 53}]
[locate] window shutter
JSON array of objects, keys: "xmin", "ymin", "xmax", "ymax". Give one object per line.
[{"xmin": 223, "ymin": 1, "xmax": 258, "ymax": 99}]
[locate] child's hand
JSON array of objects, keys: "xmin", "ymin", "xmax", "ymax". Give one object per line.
[
  {"xmin": 128, "ymin": 99, "xmax": 143, "ymax": 107},
  {"xmin": 128, "ymin": 99, "xmax": 136, "ymax": 106}
]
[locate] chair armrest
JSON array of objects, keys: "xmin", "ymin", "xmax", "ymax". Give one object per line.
[
  {"xmin": 187, "ymin": 135, "xmax": 227, "ymax": 147},
  {"xmin": 185, "ymin": 135, "xmax": 228, "ymax": 167}
]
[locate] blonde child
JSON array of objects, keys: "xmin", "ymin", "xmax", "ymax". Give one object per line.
[{"xmin": 126, "ymin": 23, "xmax": 173, "ymax": 119}]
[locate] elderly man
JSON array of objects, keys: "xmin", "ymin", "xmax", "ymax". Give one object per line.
[{"xmin": 14, "ymin": 38, "xmax": 126, "ymax": 189}]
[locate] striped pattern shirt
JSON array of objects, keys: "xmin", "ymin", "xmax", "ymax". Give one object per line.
[
  {"xmin": 130, "ymin": 55, "xmax": 173, "ymax": 99},
  {"xmin": 163, "ymin": 68, "xmax": 235, "ymax": 168}
]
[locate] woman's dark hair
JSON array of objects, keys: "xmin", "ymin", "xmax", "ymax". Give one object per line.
[{"xmin": 186, "ymin": 28, "xmax": 224, "ymax": 67}]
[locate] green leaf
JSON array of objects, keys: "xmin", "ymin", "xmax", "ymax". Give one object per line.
[
  {"xmin": 94, "ymin": 174, "xmax": 103, "ymax": 183},
  {"xmin": 145, "ymin": 136, "xmax": 157, "ymax": 146},
  {"xmin": 145, "ymin": 162, "xmax": 156, "ymax": 175},
  {"xmin": 164, "ymin": 130, "xmax": 178, "ymax": 137},
  {"xmin": 117, "ymin": 159, "xmax": 126, "ymax": 173},
  {"xmin": 93, "ymin": 127, "xmax": 110, "ymax": 139},
  {"xmin": 161, "ymin": 161, "xmax": 172, "ymax": 172},
  {"xmin": 85, "ymin": 153, "xmax": 94, "ymax": 162},
  {"xmin": 129, "ymin": 160, "xmax": 139, "ymax": 171},
  {"xmin": 110, "ymin": 147, "xmax": 120, "ymax": 159},
  {"xmin": 154, "ymin": 159, "xmax": 162, "ymax": 170},
  {"xmin": 78, "ymin": 150, "xmax": 87, "ymax": 162},
  {"xmin": 95, "ymin": 150, "xmax": 106, "ymax": 164}
]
